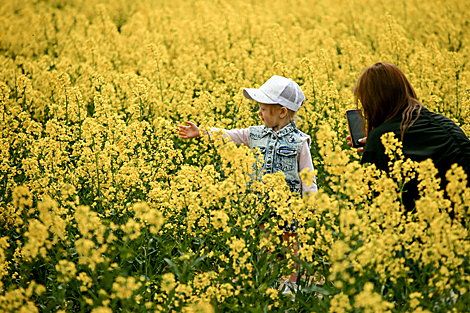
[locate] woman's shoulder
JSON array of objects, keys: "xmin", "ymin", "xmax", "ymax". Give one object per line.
[
  {"xmin": 422, "ymin": 108, "xmax": 461, "ymax": 127},
  {"xmin": 369, "ymin": 106, "xmax": 463, "ymax": 137},
  {"xmin": 413, "ymin": 108, "xmax": 470, "ymax": 170},
  {"xmin": 415, "ymin": 108, "xmax": 469, "ymax": 138}
]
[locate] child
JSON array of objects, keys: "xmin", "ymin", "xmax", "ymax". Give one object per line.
[
  {"xmin": 177, "ymin": 75, "xmax": 317, "ymax": 195},
  {"xmin": 177, "ymin": 75, "xmax": 317, "ymax": 294}
]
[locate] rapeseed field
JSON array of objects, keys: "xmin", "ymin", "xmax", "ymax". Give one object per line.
[{"xmin": 1, "ymin": 0, "xmax": 469, "ymax": 311}]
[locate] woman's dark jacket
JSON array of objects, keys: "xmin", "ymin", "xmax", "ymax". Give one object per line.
[{"xmin": 361, "ymin": 107, "xmax": 470, "ymax": 211}]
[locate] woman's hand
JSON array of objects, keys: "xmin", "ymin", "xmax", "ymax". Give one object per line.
[
  {"xmin": 346, "ymin": 135, "xmax": 367, "ymax": 153},
  {"xmin": 177, "ymin": 121, "xmax": 201, "ymax": 139}
]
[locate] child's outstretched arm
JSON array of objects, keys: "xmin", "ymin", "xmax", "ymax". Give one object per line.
[
  {"xmin": 177, "ymin": 121, "xmax": 201, "ymax": 139},
  {"xmin": 178, "ymin": 122, "xmax": 251, "ymax": 146}
]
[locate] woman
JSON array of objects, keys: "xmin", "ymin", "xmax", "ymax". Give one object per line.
[{"xmin": 347, "ymin": 62, "xmax": 470, "ymax": 211}]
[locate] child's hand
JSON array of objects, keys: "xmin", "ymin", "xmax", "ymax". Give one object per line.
[
  {"xmin": 346, "ymin": 135, "xmax": 367, "ymax": 153},
  {"xmin": 177, "ymin": 121, "xmax": 201, "ymax": 139}
]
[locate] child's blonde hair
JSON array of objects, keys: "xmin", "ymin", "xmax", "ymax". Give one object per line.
[
  {"xmin": 286, "ymin": 108, "xmax": 298, "ymax": 122},
  {"xmin": 267, "ymin": 104, "xmax": 298, "ymax": 122}
]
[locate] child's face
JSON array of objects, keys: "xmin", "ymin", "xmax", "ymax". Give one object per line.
[{"xmin": 258, "ymin": 103, "xmax": 284, "ymax": 130}]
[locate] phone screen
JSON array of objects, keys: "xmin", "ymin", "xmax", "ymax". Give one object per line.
[{"xmin": 346, "ymin": 109, "xmax": 366, "ymax": 148}]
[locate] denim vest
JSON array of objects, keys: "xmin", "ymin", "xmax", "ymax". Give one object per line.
[{"xmin": 249, "ymin": 121, "xmax": 311, "ymax": 194}]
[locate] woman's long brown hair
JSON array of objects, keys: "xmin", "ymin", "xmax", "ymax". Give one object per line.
[{"xmin": 353, "ymin": 63, "xmax": 423, "ymax": 140}]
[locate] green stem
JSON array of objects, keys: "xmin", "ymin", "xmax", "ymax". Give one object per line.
[
  {"xmin": 156, "ymin": 60, "xmax": 164, "ymax": 104},
  {"xmin": 455, "ymin": 69, "xmax": 460, "ymax": 119},
  {"xmin": 75, "ymin": 92, "xmax": 82, "ymax": 140},
  {"xmin": 65, "ymin": 88, "xmax": 69, "ymax": 126},
  {"xmin": 94, "ymin": 143, "xmax": 100, "ymax": 201}
]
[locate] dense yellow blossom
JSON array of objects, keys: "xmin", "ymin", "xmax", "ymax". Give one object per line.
[
  {"xmin": 55, "ymin": 260, "xmax": 77, "ymax": 283},
  {"xmin": 1, "ymin": 0, "xmax": 469, "ymax": 311}
]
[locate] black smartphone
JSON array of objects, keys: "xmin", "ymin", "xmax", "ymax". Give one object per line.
[{"xmin": 346, "ymin": 109, "xmax": 366, "ymax": 148}]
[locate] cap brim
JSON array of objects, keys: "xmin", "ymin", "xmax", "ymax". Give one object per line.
[{"xmin": 243, "ymin": 88, "xmax": 278, "ymax": 104}]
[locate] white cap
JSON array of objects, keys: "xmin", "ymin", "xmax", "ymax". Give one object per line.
[{"xmin": 243, "ymin": 75, "xmax": 306, "ymax": 112}]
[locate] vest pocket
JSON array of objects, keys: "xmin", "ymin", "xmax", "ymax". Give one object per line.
[{"xmin": 276, "ymin": 147, "xmax": 297, "ymax": 171}]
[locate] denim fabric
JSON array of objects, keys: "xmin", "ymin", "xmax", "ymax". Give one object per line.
[{"xmin": 249, "ymin": 121, "xmax": 311, "ymax": 194}]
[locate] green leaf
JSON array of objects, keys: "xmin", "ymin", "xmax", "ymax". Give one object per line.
[
  {"xmin": 190, "ymin": 254, "xmax": 207, "ymax": 268},
  {"xmin": 164, "ymin": 258, "xmax": 182, "ymax": 278},
  {"xmin": 301, "ymin": 284, "xmax": 332, "ymax": 296}
]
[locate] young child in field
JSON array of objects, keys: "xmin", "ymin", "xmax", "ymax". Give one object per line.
[
  {"xmin": 177, "ymin": 75, "xmax": 317, "ymax": 195},
  {"xmin": 177, "ymin": 75, "xmax": 317, "ymax": 294}
]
